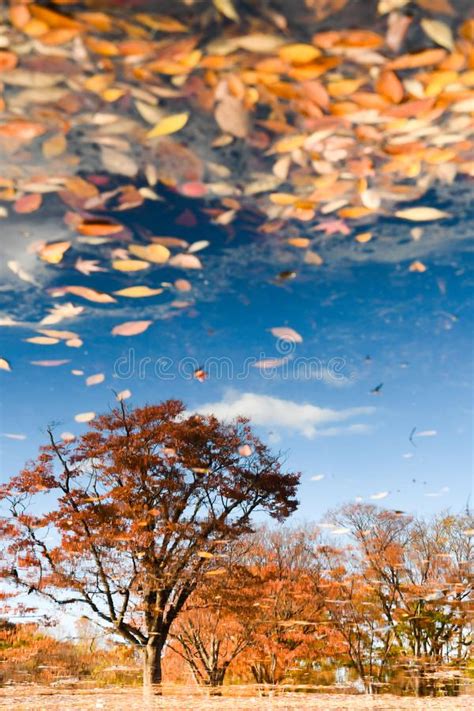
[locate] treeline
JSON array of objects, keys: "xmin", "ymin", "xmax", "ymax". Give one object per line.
[
  {"xmin": 165, "ymin": 506, "xmax": 473, "ymax": 696},
  {"xmin": 2, "ymin": 506, "xmax": 472, "ymax": 696}
]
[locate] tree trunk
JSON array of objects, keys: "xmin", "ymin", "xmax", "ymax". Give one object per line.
[
  {"xmin": 208, "ymin": 668, "xmax": 225, "ymax": 695},
  {"xmin": 143, "ymin": 643, "xmax": 163, "ymax": 695}
]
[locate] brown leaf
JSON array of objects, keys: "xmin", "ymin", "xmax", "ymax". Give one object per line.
[{"xmin": 215, "ymin": 95, "xmax": 249, "ymax": 138}]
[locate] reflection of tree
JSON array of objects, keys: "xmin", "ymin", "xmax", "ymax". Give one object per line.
[
  {"xmin": 316, "ymin": 505, "xmax": 474, "ymax": 695},
  {"xmin": 0, "ymin": 400, "xmax": 299, "ymax": 693}
]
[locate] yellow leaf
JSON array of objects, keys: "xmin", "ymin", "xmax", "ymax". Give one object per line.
[
  {"xmin": 269, "ymin": 193, "xmax": 297, "ymax": 205},
  {"xmin": 102, "ymin": 88, "xmax": 125, "ymax": 102},
  {"xmin": 213, "ymin": 0, "xmax": 239, "ymax": 22},
  {"xmin": 288, "ymin": 237, "xmax": 310, "ymax": 248},
  {"xmin": 112, "ymin": 259, "xmax": 150, "ymax": 272},
  {"xmin": 114, "ymin": 286, "xmax": 164, "ymax": 298},
  {"xmin": 327, "ymin": 79, "xmax": 365, "ymax": 97},
  {"xmin": 25, "ymin": 337, "xmax": 59, "ymax": 345},
  {"xmin": 39, "ymin": 241, "xmax": 71, "ymax": 264},
  {"xmin": 279, "ymin": 44, "xmax": 321, "ymax": 65},
  {"xmin": 395, "ymin": 207, "xmax": 450, "ymax": 221},
  {"xmin": 146, "ymin": 113, "xmax": 189, "ymax": 139},
  {"xmin": 273, "ymin": 135, "xmax": 306, "ymax": 153},
  {"xmin": 42, "ymin": 132, "xmax": 67, "ymax": 159},
  {"xmin": 0, "ymin": 358, "xmax": 11, "ymax": 372},
  {"xmin": 339, "ymin": 206, "xmax": 374, "ymax": 219},
  {"xmin": 197, "ymin": 551, "xmax": 214, "ymax": 559},
  {"xmin": 355, "ymin": 232, "xmax": 373, "ymax": 243},
  {"xmin": 129, "ymin": 244, "xmax": 170, "ymax": 264},
  {"xmin": 421, "ymin": 19, "xmax": 454, "ymax": 50},
  {"xmin": 135, "ymin": 100, "xmax": 162, "ymax": 125}
]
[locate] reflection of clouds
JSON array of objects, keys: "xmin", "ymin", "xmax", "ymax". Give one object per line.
[{"xmin": 192, "ymin": 389, "xmax": 375, "ymax": 439}]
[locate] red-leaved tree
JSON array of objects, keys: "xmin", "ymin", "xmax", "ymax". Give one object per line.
[{"xmin": 0, "ymin": 400, "xmax": 299, "ymax": 692}]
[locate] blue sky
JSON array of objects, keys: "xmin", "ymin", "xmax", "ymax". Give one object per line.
[{"xmin": 1, "ymin": 208, "xmax": 472, "ymax": 522}]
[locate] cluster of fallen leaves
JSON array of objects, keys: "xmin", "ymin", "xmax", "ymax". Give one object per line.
[{"xmin": 0, "ymin": 0, "xmax": 473, "ymax": 383}]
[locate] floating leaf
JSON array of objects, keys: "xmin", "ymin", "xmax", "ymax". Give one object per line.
[
  {"xmin": 14, "ymin": 193, "xmax": 42, "ymax": 214},
  {"xmin": 39, "ymin": 241, "xmax": 71, "ymax": 264},
  {"xmin": 270, "ymin": 327, "xmax": 303, "ymax": 343},
  {"xmin": 421, "ymin": 18, "xmax": 453, "ymax": 50},
  {"xmin": 355, "ymin": 232, "xmax": 373, "ymax": 243},
  {"xmin": 215, "ymin": 96, "xmax": 248, "ymax": 138},
  {"xmin": 409, "ymin": 261, "xmax": 427, "ymax": 273},
  {"xmin": 42, "ymin": 132, "xmax": 67, "ymax": 159},
  {"xmin": 75, "ymin": 258, "xmax": 106, "ymax": 276},
  {"xmin": 112, "ymin": 259, "xmax": 150, "ymax": 272},
  {"xmin": 213, "ymin": 0, "xmax": 239, "ymax": 22},
  {"xmin": 25, "ymin": 337, "xmax": 59, "ymax": 345},
  {"xmin": 388, "ymin": 48, "xmax": 446, "ymax": 70},
  {"xmin": 129, "ymin": 244, "xmax": 170, "ymax": 263},
  {"xmin": 135, "ymin": 100, "xmax": 163, "ymax": 125},
  {"xmin": 147, "ymin": 113, "xmax": 189, "ymax": 139},
  {"xmin": 31, "ymin": 360, "xmax": 70, "ymax": 367},
  {"xmin": 112, "ymin": 320, "xmax": 152, "ymax": 336},
  {"xmin": 188, "ymin": 241, "xmax": 209, "ymax": 254},
  {"xmin": 86, "ymin": 373, "xmax": 105, "ymax": 386},
  {"xmin": 304, "ymin": 251, "xmax": 324, "ymax": 266},
  {"xmin": 0, "ymin": 358, "xmax": 11, "ymax": 372},
  {"xmin": 62, "ymin": 286, "xmax": 116, "ymax": 303},
  {"xmin": 395, "ymin": 207, "xmax": 450, "ymax": 221},
  {"xmin": 101, "ymin": 147, "xmax": 138, "ymax": 177},
  {"xmin": 169, "ymin": 254, "xmax": 203, "ymax": 270},
  {"xmin": 7, "ymin": 261, "xmax": 38, "ymax": 286},
  {"xmin": 114, "ymin": 286, "xmax": 164, "ymax": 298},
  {"xmin": 175, "ymin": 279, "xmax": 192, "ymax": 292},
  {"xmin": 279, "ymin": 43, "xmax": 321, "ymax": 64},
  {"xmin": 37, "ymin": 329, "xmax": 78, "ymax": 340},
  {"xmin": 77, "ymin": 221, "xmax": 123, "ymax": 236}
]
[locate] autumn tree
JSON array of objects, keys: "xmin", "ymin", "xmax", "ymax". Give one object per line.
[
  {"xmin": 237, "ymin": 525, "xmax": 334, "ymax": 687},
  {"xmin": 325, "ymin": 504, "xmax": 474, "ymax": 695},
  {"xmin": 0, "ymin": 400, "xmax": 299, "ymax": 693},
  {"xmin": 168, "ymin": 540, "xmax": 261, "ymax": 693}
]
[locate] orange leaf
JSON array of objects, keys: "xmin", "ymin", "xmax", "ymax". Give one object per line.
[
  {"xmin": 0, "ymin": 51, "xmax": 18, "ymax": 72},
  {"xmin": 387, "ymin": 49, "xmax": 446, "ymax": 71},
  {"xmin": 64, "ymin": 286, "xmax": 116, "ymax": 303},
  {"xmin": 376, "ymin": 71, "xmax": 404, "ymax": 104},
  {"xmin": 0, "ymin": 120, "xmax": 46, "ymax": 140},
  {"xmin": 29, "ymin": 5, "xmax": 83, "ymax": 30},
  {"xmin": 14, "ymin": 193, "xmax": 42, "ymax": 214},
  {"xmin": 77, "ymin": 221, "xmax": 123, "ymax": 236}
]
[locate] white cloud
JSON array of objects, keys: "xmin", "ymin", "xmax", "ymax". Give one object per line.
[
  {"xmin": 193, "ymin": 390, "xmax": 375, "ymax": 439},
  {"xmin": 370, "ymin": 491, "xmax": 389, "ymax": 500}
]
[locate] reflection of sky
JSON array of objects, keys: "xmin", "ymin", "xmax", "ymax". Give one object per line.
[{"xmin": 0, "ymin": 185, "xmax": 473, "ymax": 522}]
